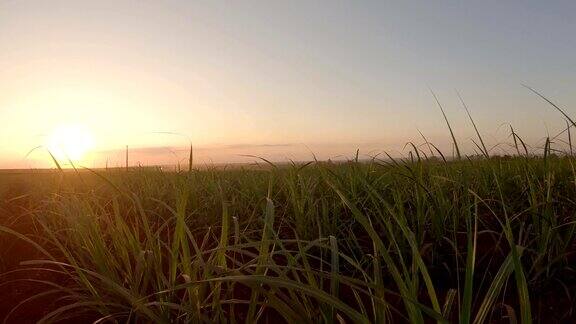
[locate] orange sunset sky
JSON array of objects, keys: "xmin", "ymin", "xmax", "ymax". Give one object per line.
[{"xmin": 0, "ymin": 1, "xmax": 574, "ymax": 168}]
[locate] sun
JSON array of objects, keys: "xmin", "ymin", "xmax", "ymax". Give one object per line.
[{"xmin": 47, "ymin": 124, "xmax": 95, "ymax": 162}]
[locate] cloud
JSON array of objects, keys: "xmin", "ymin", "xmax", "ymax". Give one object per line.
[
  {"xmin": 222, "ymin": 143, "xmax": 296, "ymax": 149},
  {"xmin": 96, "ymin": 146, "xmax": 182, "ymax": 156},
  {"xmin": 96, "ymin": 143, "xmax": 298, "ymax": 154}
]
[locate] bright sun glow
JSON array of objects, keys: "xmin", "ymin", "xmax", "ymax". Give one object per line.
[{"xmin": 47, "ymin": 125, "xmax": 95, "ymax": 162}]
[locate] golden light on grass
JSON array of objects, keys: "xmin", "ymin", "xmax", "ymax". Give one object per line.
[{"xmin": 47, "ymin": 124, "xmax": 94, "ymax": 163}]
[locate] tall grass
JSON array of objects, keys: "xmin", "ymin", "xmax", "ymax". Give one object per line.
[{"xmin": 1, "ymin": 89, "xmax": 575, "ymax": 323}]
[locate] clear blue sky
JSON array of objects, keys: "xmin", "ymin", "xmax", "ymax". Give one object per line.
[{"xmin": 0, "ymin": 1, "xmax": 574, "ymax": 167}]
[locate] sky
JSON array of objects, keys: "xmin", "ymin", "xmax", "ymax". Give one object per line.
[{"xmin": 0, "ymin": 0, "xmax": 574, "ymax": 168}]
